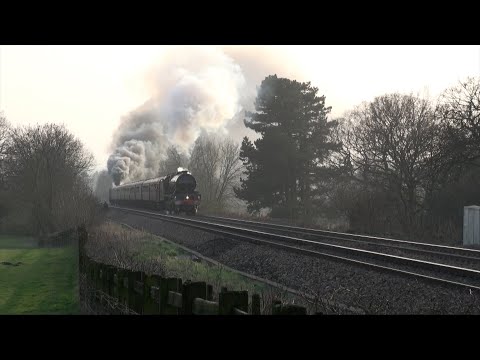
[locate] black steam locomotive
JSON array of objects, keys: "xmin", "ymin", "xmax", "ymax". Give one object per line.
[{"xmin": 109, "ymin": 168, "xmax": 201, "ymax": 215}]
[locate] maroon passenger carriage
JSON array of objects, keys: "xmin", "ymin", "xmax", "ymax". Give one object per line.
[{"xmin": 109, "ymin": 168, "xmax": 201, "ymax": 215}]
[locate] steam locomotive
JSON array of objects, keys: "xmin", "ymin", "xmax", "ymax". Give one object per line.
[{"xmin": 109, "ymin": 168, "xmax": 201, "ymax": 215}]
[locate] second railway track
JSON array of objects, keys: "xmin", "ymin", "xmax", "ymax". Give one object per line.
[
  {"xmin": 111, "ymin": 206, "xmax": 480, "ymax": 292},
  {"xmin": 195, "ymin": 215, "xmax": 480, "ymax": 268}
]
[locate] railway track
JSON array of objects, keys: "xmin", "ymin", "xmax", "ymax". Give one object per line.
[
  {"xmin": 196, "ymin": 215, "xmax": 480, "ymax": 269},
  {"xmin": 111, "ymin": 206, "xmax": 480, "ymax": 292}
]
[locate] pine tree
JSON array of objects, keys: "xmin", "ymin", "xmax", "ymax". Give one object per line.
[{"xmin": 234, "ymin": 75, "xmax": 341, "ymax": 222}]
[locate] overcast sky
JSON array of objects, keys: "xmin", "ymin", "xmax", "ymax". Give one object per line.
[{"xmin": 1, "ymin": 45, "xmax": 479, "ymax": 171}]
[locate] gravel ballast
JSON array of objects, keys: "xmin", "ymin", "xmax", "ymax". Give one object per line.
[{"xmin": 107, "ymin": 208, "xmax": 480, "ymax": 314}]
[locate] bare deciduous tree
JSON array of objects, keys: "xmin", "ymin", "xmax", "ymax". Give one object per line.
[
  {"xmin": 438, "ymin": 77, "xmax": 480, "ymax": 168},
  {"xmin": 216, "ymin": 139, "xmax": 245, "ymax": 203},
  {"xmin": 342, "ymin": 94, "xmax": 440, "ymax": 236},
  {"xmin": 189, "ymin": 133, "xmax": 244, "ymax": 212},
  {"xmin": 5, "ymin": 123, "xmax": 95, "ymax": 235}
]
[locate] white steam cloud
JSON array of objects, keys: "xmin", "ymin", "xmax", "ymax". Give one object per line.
[{"xmin": 107, "ymin": 46, "xmax": 301, "ymax": 186}]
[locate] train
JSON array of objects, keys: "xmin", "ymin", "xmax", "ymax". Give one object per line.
[{"xmin": 109, "ymin": 168, "xmax": 201, "ymax": 215}]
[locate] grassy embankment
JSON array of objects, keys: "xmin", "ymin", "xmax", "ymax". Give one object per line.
[
  {"xmin": 88, "ymin": 222, "xmax": 300, "ymax": 306},
  {"xmin": 0, "ymin": 235, "xmax": 79, "ymax": 314}
]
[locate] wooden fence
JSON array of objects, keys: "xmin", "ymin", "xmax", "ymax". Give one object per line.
[{"xmin": 78, "ymin": 225, "xmax": 310, "ymax": 315}]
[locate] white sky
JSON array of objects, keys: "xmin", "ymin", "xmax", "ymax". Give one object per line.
[{"xmin": 1, "ymin": 45, "xmax": 479, "ymax": 171}]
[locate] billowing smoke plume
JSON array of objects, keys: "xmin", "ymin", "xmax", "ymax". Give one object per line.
[
  {"xmin": 107, "ymin": 46, "xmax": 302, "ymax": 185},
  {"xmin": 107, "ymin": 94, "xmax": 172, "ymax": 185}
]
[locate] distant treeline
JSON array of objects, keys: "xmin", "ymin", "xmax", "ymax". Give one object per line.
[{"xmin": 233, "ymin": 75, "xmax": 480, "ymax": 244}]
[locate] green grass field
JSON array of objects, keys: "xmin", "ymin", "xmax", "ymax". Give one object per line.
[{"xmin": 0, "ymin": 235, "xmax": 79, "ymax": 314}]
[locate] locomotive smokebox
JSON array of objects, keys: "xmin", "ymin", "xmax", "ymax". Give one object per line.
[{"xmin": 169, "ymin": 172, "xmax": 197, "ymax": 193}]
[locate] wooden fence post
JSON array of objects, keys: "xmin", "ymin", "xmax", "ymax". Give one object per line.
[
  {"xmin": 92, "ymin": 262, "xmax": 101, "ymax": 307},
  {"xmin": 207, "ymin": 284, "xmax": 213, "ymax": 301},
  {"xmin": 182, "ymin": 281, "xmax": 207, "ymax": 315},
  {"xmin": 282, "ymin": 305, "xmax": 307, "ymax": 315},
  {"xmin": 126, "ymin": 269, "xmax": 136, "ymax": 312},
  {"xmin": 105, "ymin": 265, "xmax": 115, "ymax": 297},
  {"xmin": 133, "ymin": 271, "xmax": 144, "ymax": 314},
  {"xmin": 116, "ymin": 269, "xmax": 129, "ymax": 313},
  {"xmin": 143, "ymin": 274, "xmax": 162, "ymax": 314},
  {"xmin": 219, "ymin": 291, "xmax": 248, "ymax": 315},
  {"xmin": 159, "ymin": 278, "xmax": 182, "ymax": 315},
  {"xmin": 272, "ymin": 301, "xmax": 307, "ymax": 315},
  {"xmin": 80, "ymin": 250, "xmax": 310, "ymax": 316},
  {"xmin": 112, "ymin": 270, "xmax": 121, "ymax": 315},
  {"xmin": 251, "ymin": 293, "xmax": 261, "ymax": 315},
  {"xmin": 272, "ymin": 300, "xmax": 282, "ymax": 315},
  {"xmin": 95, "ymin": 262, "xmax": 102, "ymax": 307}
]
